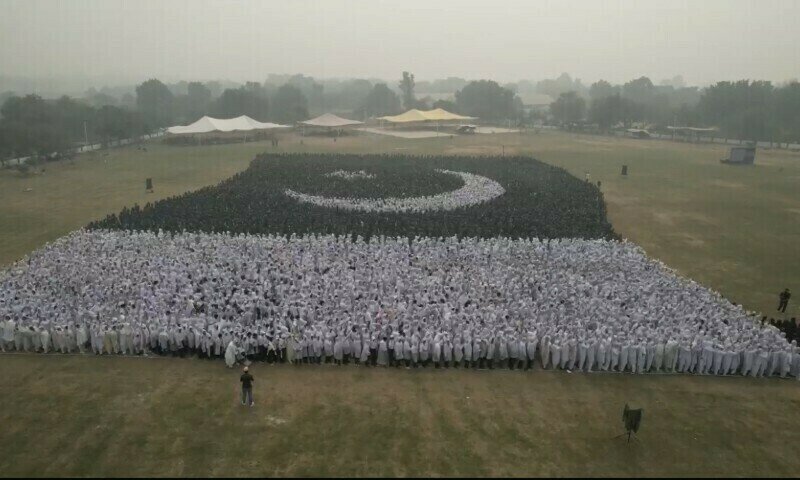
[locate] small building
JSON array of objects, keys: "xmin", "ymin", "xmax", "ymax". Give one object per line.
[{"xmin": 720, "ymin": 146, "xmax": 756, "ymax": 165}]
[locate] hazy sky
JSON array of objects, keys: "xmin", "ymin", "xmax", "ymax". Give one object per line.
[{"xmin": 1, "ymin": 0, "xmax": 799, "ymax": 85}]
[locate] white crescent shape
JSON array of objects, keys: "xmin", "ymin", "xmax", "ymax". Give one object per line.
[{"xmin": 284, "ymin": 169, "xmax": 505, "ymax": 213}]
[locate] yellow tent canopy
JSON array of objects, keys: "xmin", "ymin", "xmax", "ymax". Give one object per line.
[{"xmin": 379, "ymin": 108, "xmax": 476, "ymax": 123}]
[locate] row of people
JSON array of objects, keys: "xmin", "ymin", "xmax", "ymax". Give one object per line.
[{"xmin": 3, "ymin": 318, "xmax": 798, "ymax": 379}]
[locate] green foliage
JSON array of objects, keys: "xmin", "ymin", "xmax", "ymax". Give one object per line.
[
  {"xmin": 696, "ymin": 80, "xmax": 794, "ymax": 141},
  {"xmin": 323, "ymin": 78, "xmax": 373, "ymax": 114},
  {"xmin": 362, "ymin": 83, "xmax": 400, "ymax": 117},
  {"xmin": 587, "ymin": 76, "xmax": 700, "ymax": 128},
  {"xmin": 185, "ymin": 82, "xmax": 213, "ymax": 120},
  {"xmin": 135, "ymin": 78, "xmax": 174, "ymax": 129},
  {"xmin": 270, "ymin": 84, "xmax": 309, "ymax": 123},
  {"xmin": 589, "ymin": 80, "xmax": 619, "ymax": 101},
  {"xmin": 584, "ymin": 76, "xmax": 800, "ymax": 141},
  {"xmin": 399, "ymin": 71, "xmax": 416, "ymax": 110},
  {"xmin": 536, "ymin": 73, "xmax": 587, "ymax": 99},
  {"xmin": 211, "ymin": 87, "xmax": 270, "ymax": 121},
  {"xmin": 285, "ymin": 74, "xmax": 324, "ymax": 114},
  {"xmin": 622, "ymin": 76, "xmax": 656, "ymax": 105},
  {"xmin": 589, "ymin": 94, "xmax": 639, "ymax": 129},
  {"xmin": 94, "ymin": 105, "xmax": 145, "ymax": 143},
  {"xmin": 89, "ymin": 154, "xmax": 616, "ymax": 240},
  {"xmin": 432, "ymin": 99, "xmax": 458, "ymax": 113},
  {"xmin": 0, "ymin": 93, "xmax": 146, "ymax": 161},
  {"xmin": 455, "ymin": 80, "xmax": 522, "ymax": 121},
  {"xmin": 771, "ymin": 82, "xmax": 800, "ymax": 142},
  {"xmin": 550, "ymin": 92, "xmax": 586, "ymax": 125}
]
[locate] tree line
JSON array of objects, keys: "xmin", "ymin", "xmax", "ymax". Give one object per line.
[
  {"xmin": 0, "ymin": 72, "xmax": 524, "ymax": 162},
  {"xmin": 548, "ymin": 75, "xmax": 800, "ymax": 143},
  {"xmin": 0, "ymin": 94, "xmax": 146, "ymax": 164},
  {"xmin": 4, "ymin": 70, "xmax": 798, "ymax": 162}
]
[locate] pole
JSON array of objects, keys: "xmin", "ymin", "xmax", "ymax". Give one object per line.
[{"xmin": 83, "ymin": 121, "xmax": 88, "ymax": 148}]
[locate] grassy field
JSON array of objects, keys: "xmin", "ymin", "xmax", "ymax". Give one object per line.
[
  {"xmin": 1, "ymin": 355, "xmax": 799, "ymax": 477},
  {"xmin": 2, "ymin": 130, "xmax": 800, "ymax": 476}
]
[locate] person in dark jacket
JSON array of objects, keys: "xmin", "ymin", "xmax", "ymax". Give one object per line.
[
  {"xmin": 240, "ymin": 366, "xmax": 254, "ymax": 407},
  {"xmin": 778, "ymin": 288, "xmax": 791, "ymax": 314}
]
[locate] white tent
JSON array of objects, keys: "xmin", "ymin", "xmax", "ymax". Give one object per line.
[
  {"xmin": 300, "ymin": 113, "xmax": 363, "ymax": 128},
  {"xmin": 378, "ymin": 108, "xmax": 476, "ymax": 123},
  {"xmin": 167, "ymin": 115, "xmax": 290, "ymax": 134}
]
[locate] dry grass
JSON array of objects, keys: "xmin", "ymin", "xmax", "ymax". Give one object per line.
[{"xmin": 1, "ymin": 354, "xmax": 799, "ymax": 477}]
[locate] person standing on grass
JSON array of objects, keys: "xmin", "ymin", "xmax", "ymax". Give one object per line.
[
  {"xmin": 778, "ymin": 288, "xmax": 791, "ymax": 314},
  {"xmin": 240, "ymin": 366, "xmax": 254, "ymax": 407}
]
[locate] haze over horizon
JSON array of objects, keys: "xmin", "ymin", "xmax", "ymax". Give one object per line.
[{"xmin": 1, "ymin": 0, "xmax": 799, "ymax": 88}]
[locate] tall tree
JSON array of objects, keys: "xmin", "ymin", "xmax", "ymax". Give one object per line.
[
  {"xmin": 326, "ymin": 79, "xmax": 373, "ymax": 112},
  {"xmin": 455, "ymin": 80, "xmax": 521, "ymax": 121},
  {"xmin": 589, "ymin": 80, "xmax": 618, "ymax": 101},
  {"xmin": 270, "ymin": 84, "xmax": 309, "ymax": 123},
  {"xmin": 287, "ymin": 75, "xmax": 324, "ymax": 114},
  {"xmin": 550, "ymin": 91, "xmax": 587, "ymax": 124},
  {"xmin": 212, "ymin": 88, "xmax": 270, "ymax": 121},
  {"xmin": 186, "ymin": 82, "xmax": 213, "ymax": 120},
  {"xmin": 94, "ymin": 105, "xmax": 145, "ymax": 144},
  {"xmin": 698, "ymin": 80, "xmax": 775, "ymax": 141},
  {"xmin": 399, "ymin": 71, "xmax": 416, "ymax": 110},
  {"xmin": 135, "ymin": 78, "xmax": 174, "ymax": 129},
  {"xmin": 537, "ymin": 73, "xmax": 587, "ymax": 98},
  {"xmin": 362, "ymin": 83, "xmax": 400, "ymax": 118},
  {"xmin": 589, "ymin": 94, "xmax": 639, "ymax": 129},
  {"xmin": 772, "ymin": 81, "xmax": 800, "ymax": 142},
  {"xmin": 622, "ymin": 76, "xmax": 656, "ymax": 105},
  {"xmin": 432, "ymin": 99, "xmax": 458, "ymax": 112},
  {"xmin": 0, "ymin": 95, "xmax": 72, "ymax": 159}
]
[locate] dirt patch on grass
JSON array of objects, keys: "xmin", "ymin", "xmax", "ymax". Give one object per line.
[
  {"xmin": 653, "ymin": 211, "xmax": 677, "ymax": 226},
  {"xmin": 678, "ymin": 232, "xmax": 707, "ymax": 248},
  {"xmin": 708, "ymin": 179, "xmax": 746, "ymax": 189}
]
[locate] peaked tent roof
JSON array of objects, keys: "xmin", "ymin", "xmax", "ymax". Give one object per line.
[
  {"xmin": 167, "ymin": 116, "xmax": 290, "ymax": 134},
  {"xmin": 426, "ymin": 108, "xmax": 477, "ymax": 121},
  {"xmin": 379, "ymin": 109, "xmax": 430, "ymax": 123},
  {"xmin": 378, "ymin": 108, "xmax": 476, "ymax": 123},
  {"xmin": 300, "ymin": 113, "xmax": 363, "ymax": 127}
]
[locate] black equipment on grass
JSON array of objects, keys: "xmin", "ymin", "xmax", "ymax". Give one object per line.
[{"xmin": 617, "ymin": 403, "xmax": 643, "ymax": 443}]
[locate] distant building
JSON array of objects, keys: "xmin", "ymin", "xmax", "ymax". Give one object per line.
[{"xmin": 720, "ymin": 147, "xmax": 756, "ymax": 165}]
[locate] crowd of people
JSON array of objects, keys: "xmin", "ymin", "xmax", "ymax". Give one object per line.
[
  {"xmin": 88, "ymin": 154, "xmax": 617, "ymax": 241},
  {"xmin": 1, "ymin": 230, "xmax": 797, "ymax": 379},
  {"xmin": 285, "ymin": 169, "xmax": 505, "ymax": 213},
  {"xmin": 325, "ymin": 170, "xmax": 376, "ymax": 180},
  {"xmin": 766, "ymin": 317, "xmax": 797, "ymax": 343}
]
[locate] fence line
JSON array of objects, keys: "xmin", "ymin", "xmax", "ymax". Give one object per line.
[
  {"xmin": 611, "ymin": 131, "xmax": 800, "ymax": 150},
  {"xmin": 3, "ymin": 130, "xmax": 166, "ymax": 166}
]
